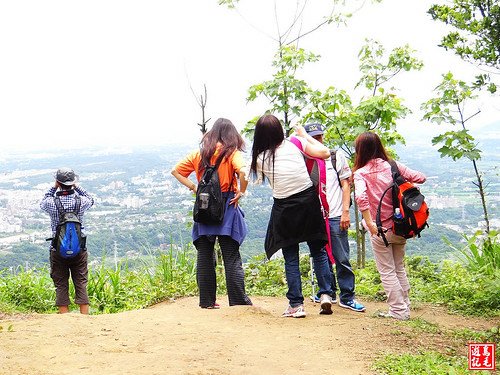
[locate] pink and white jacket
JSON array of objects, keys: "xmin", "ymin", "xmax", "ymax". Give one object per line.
[{"xmin": 354, "ymin": 158, "xmax": 426, "ymax": 228}]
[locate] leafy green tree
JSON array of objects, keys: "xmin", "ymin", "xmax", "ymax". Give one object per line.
[
  {"xmin": 428, "ymin": 0, "xmax": 500, "ymax": 71},
  {"xmin": 245, "ymin": 46, "xmax": 319, "ymax": 136},
  {"xmin": 421, "ymin": 72, "xmax": 491, "ymax": 233},
  {"xmin": 304, "ymin": 39, "xmax": 423, "ymax": 266},
  {"xmin": 305, "ymin": 40, "xmax": 423, "ymax": 156}
]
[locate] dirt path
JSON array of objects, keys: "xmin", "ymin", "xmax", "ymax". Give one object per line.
[{"xmin": 0, "ymin": 296, "xmax": 497, "ymax": 375}]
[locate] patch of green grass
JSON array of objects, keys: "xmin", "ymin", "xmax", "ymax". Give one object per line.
[
  {"xmin": 0, "ymin": 245, "xmax": 499, "ymax": 318},
  {"xmin": 244, "ymin": 253, "xmax": 287, "ymax": 297},
  {"xmin": 373, "ymin": 351, "xmax": 469, "ymax": 375},
  {"xmin": 0, "ymin": 246, "xmax": 199, "ymax": 314},
  {"xmin": 405, "ymin": 317, "xmax": 441, "ymax": 334},
  {"xmin": 451, "ymin": 326, "xmax": 499, "ymax": 342},
  {"xmin": 450, "ymin": 326, "xmax": 500, "ymax": 364},
  {"xmin": 0, "ymin": 300, "xmax": 20, "ymax": 314}
]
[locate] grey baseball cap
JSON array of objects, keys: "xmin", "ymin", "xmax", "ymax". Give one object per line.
[{"xmin": 54, "ymin": 168, "xmax": 78, "ymax": 186}]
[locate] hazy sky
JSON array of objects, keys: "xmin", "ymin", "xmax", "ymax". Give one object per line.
[{"xmin": 0, "ymin": 0, "xmax": 498, "ymax": 152}]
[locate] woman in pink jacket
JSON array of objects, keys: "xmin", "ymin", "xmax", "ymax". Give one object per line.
[{"xmin": 353, "ymin": 132, "xmax": 426, "ymax": 320}]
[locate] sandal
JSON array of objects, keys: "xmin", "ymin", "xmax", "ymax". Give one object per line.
[{"xmin": 201, "ymin": 303, "xmax": 220, "ymax": 309}]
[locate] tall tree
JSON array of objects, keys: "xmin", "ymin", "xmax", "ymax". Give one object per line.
[{"xmin": 421, "ymin": 72, "xmax": 491, "ymax": 234}]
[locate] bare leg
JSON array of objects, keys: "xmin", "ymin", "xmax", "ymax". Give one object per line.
[
  {"xmin": 58, "ymin": 305, "xmax": 69, "ymax": 314},
  {"xmin": 79, "ymin": 304, "xmax": 89, "ymax": 315}
]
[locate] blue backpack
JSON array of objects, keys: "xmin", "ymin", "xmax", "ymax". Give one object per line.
[{"xmin": 53, "ymin": 196, "xmax": 84, "ymax": 258}]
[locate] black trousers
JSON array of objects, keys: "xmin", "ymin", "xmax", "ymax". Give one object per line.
[{"xmin": 193, "ymin": 235, "xmax": 252, "ymax": 307}]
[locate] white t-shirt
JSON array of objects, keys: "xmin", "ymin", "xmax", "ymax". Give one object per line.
[
  {"xmin": 256, "ymin": 138, "xmax": 312, "ymax": 199},
  {"xmin": 326, "ymin": 149, "xmax": 352, "ymax": 218}
]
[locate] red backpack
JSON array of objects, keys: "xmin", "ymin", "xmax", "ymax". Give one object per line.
[{"xmin": 376, "ymin": 160, "xmax": 429, "ymax": 246}]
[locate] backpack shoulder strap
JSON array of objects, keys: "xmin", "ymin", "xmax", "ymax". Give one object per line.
[
  {"xmin": 214, "ymin": 153, "xmax": 225, "ymax": 170},
  {"xmin": 54, "ymin": 196, "xmax": 65, "ymax": 216},
  {"xmin": 288, "ymin": 136, "xmax": 304, "ymax": 152},
  {"xmin": 375, "ymin": 185, "xmax": 392, "ymax": 247},
  {"xmin": 330, "ymin": 149, "xmax": 342, "ymax": 187},
  {"xmin": 388, "ymin": 159, "xmax": 404, "ymax": 211},
  {"xmin": 74, "ymin": 195, "xmax": 81, "ymax": 214},
  {"xmin": 388, "ymin": 160, "xmax": 405, "ymax": 185}
]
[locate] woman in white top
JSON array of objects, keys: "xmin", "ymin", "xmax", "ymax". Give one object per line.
[{"xmin": 249, "ymin": 114, "xmax": 334, "ymax": 318}]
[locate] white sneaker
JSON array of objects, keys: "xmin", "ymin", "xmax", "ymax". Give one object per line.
[
  {"xmin": 319, "ymin": 294, "xmax": 333, "ymax": 315},
  {"xmin": 282, "ymin": 304, "xmax": 306, "ymax": 318}
]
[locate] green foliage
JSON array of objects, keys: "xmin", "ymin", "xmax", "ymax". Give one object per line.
[
  {"xmin": 0, "ymin": 301, "xmax": 18, "ymax": 314},
  {"xmin": 356, "ymin": 39, "xmax": 423, "ymax": 93},
  {"xmin": 421, "ymin": 72, "xmax": 485, "ymax": 163},
  {"xmin": 1, "ymin": 249, "xmax": 498, "ymax": 317},
  {"xmin": 450, "ymin": 230, "xmax": 499, "ymax": 275},
  {"xmin": 0, "ymin": 247, "xmax": 198, "ymax": 314},
  {"xmin": 373, "ymin": 351, "xmax": 469, "ymax": 375},
  {"xmin": 245, "ymin": 254, "xmax": 287, "ymax": 296},
  {"xmin": 88, "ymin": 247, "xmax": 198, "ymax": 313},
  {"xmin": 245, "ymin": 45, "xmax": 319, "ymax": 135},
  {"xmin": 431, "ymin": 130, "xmax": 481, "ymax": 161},
  {"xmin": 422, "ymin": 72, "xmax": 478, "ymax": 125},
  {"xmin": 452, "ymin": 326, "xmax": 500, "ymax": 345},
  {"xmin": 405, "ymin": 318, "xmax": 441, "ymax": 334},
  {"xmin": 473, "ymin": 73, "xmax": 497, "ymax": 93},
  {"xmin": 304, "ymin": 39, "xmax": 421, "ymax": 160},
  {"xmin": 410, "ymin": 259, "xmax": 500, "ymax": 317},
  {"xmin": 355, "ymin": 256, "xmax": 499, "ymax": 317},
  {"xmin": 244, "ymin": 253, "xmax": 314, "ymax": 297},
  {"xmin": 421, "ymin": 71, "xmax": 491, "ymax": 233},
  {"xmin": 428, "ymin": 0, "xmax": 500, "ymax": 71},
  {"xmin": 352, "ymin": 260, "xmax": 385, "ymax": 301},
  {"xmin": 218, "ymin": 0, "xmax": 237, "ymax": 8},
  {"xmin": 374, "ymin": 323, "xmax": 500, "ymax": 375},
  {"xmin": 0, "ymin": 267, "xmax": 55, "ymax": 313}
]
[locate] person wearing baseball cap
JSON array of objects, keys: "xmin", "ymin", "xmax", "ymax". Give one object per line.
[
  {"xmin": 304, "ymin": 123, "xmax": 366, "ymax": 313},
  {"xmin": 303, "ymin": 123, "xmax": 325, "ymax": 138},
  {"xmin": 40, "ymin": 168, "xmax": 94, "ymax": 314},
  {"xmin": 54, "ymin": 167, "xmax": 79, "ymax": 186}
]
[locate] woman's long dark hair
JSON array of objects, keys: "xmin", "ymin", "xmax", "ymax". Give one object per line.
[
  {"xmin": 199, "ymin": 118, "xmax": 245, "ymax": 170},
  {"xmin": 353, "ymin": 131, "xmax": 390, "ymax": 171},
  {"xmin": 250, "ymin": 114, "xmax": 285, "ymax": 181}
]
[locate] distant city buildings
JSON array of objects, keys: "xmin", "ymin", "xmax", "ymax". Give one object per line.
[{"xmin": 0, "ymin": 145, "xmax": 497, "ymax": 263}]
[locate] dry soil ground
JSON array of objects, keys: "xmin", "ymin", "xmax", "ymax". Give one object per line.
[{"xmin": 0, "ymin": 296, "xmax": 497, "ymax": 375}]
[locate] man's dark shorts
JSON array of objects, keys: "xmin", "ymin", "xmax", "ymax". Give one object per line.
[{"xmin": 50, "ymin": 249, "xmax": 89, "ymax": 306}]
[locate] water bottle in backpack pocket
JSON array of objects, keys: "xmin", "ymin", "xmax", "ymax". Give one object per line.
[
  {"xmin": 392, "ymin": 207, "xmax": 410, "ymax": 238},
  {"xmin": 193, "ymin": 162, "xmax": 226, "ymax": 225}
]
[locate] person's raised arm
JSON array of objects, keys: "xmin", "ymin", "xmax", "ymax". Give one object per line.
[{"xmin": 294, "ymin": 125, "xmax": 330, "ymax": 159}]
